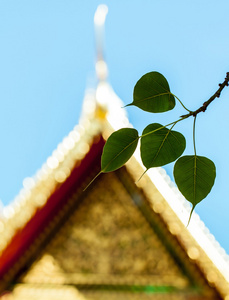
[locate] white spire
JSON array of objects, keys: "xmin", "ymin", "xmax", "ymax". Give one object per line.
[{"xmin": 94, "ymin": 4, "xmax": 108, "ymax": 81}]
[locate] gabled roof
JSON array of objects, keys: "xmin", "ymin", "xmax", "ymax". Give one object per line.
[
  {"xmin": 0, "ymin": 5, "xmax": 229, "ymax": 299},
  {"xmin": 0, "ymin": 78, "xmax": 229, "ymax": 299}
]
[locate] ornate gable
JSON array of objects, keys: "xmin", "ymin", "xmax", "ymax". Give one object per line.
[
  {"xmin": 0, "ymin": 77, "xmax": 229, "ymax": 300},
  {"xmin": 1, "ymin": 164, "xmax": 225, "ymax": 299}
]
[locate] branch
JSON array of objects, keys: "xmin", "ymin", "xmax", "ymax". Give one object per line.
[{"xmin": 181, "ymin": 72, "xmax": 229, "ymax": 119}]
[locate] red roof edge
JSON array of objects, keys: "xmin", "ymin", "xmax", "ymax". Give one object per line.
[{"xmin": 0, "ymin": 135, "xmax": 105, "ymax": 280}]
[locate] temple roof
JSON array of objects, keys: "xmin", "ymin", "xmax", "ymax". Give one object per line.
[
  {"xmin": 0, "ymin": 75, "xmax": 228, "ymax": 298},
  {"xmin": 0, "ymin": 5, "xmax": 229, "ymax": 299}
]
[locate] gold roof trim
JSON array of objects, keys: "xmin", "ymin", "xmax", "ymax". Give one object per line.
[
  {"xmin": 0, "ymin": 90, "xmax": 102, "ymax": 255},
  {"xmin": 123, "ymin": 151, "xmax": 229, "ymax": 298},
  {"xmin": 99, "ymin": 84, "xmax": 229, "ymax": 298}
]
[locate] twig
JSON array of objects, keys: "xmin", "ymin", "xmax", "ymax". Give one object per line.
[{"xmin": 181, "ymin": 72, "xmax": 229, "ymax": 119}]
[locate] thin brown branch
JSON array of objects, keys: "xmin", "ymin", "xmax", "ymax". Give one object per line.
[{"xmin": 181, "ymin": 72, "xmax": 229, "ymax": 119}]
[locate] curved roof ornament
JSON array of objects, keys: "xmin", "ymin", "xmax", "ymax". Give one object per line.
[
  {"xmin": 82, "ymin": 5, "xmax": 128, "ymax": 124},
  {"xmin": 94, "ymin": 4, "xmax": 108, "ymax": 81},
  {"xmin": 93, "ymin": 5, "xmax": 128, "ymax": 124}
]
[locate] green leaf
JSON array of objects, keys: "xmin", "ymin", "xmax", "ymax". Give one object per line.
[
  {"xmin": 174, "ymin": 155, "xmax": 216, "ymax": 208},
  {"xmin": 140, "ymin": 123, "xmax": 186, "ymax": 168},
  {"xmin": 127, "ymin": 72, "xmax": 175, "ymax": 113},
  {"xmin": 101, "ymin": 128, "xmax": 139, "ymax": 172}
]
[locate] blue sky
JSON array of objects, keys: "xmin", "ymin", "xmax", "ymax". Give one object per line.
[{"xmin": 0, "ymin": 1, "xmax": 229, "ymax": 252}]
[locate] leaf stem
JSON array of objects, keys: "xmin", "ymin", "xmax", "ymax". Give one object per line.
[
  {"xmin": 193, "ymin": 116, "xmax": 197, "ymax": 156},
  {"xmin": 172, "ymin": 93, "xmax": 192, "ymax": 113}
]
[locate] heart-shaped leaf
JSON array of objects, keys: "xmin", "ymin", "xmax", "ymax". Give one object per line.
[
  {"xmin": 101, "ymin": 128, "xmax": 139, "ymax": 172},
  {"xmin": 174, "ymin": 155, "xmax": 216, "ymax": 208},
  {"xmin": 126, "ymin": 72, "xmax": 175, "ymax": 113},
  {"xmin": 140, "ymin": 123, "xmax": 186, "ymax": 169}
]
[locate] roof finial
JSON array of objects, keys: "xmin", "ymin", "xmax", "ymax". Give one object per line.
[{"xmin": 94, "ymin": 4, "xmax": 108, "ymax": 81}]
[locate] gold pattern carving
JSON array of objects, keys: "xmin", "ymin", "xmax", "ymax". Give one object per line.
[
  {"xmin": 3, "ymin": 168, "xmax": 222, "ymax": 299},
  {"xmin": 21, "ymin": 173, "xmax": 188, "ymax": 288}
]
